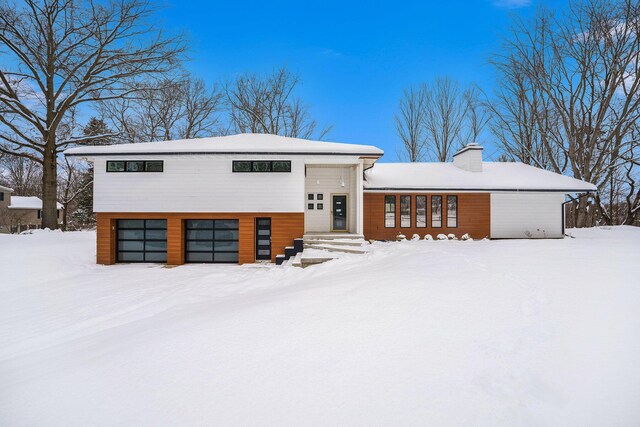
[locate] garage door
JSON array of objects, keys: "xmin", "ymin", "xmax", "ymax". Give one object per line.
[
  {"xmin": 117, "ymin": 219, "xmax": 167, "ymax": 262},
  {"xmin": 185, "ymin": 219, "xmax": 239, "ymax": 263}
]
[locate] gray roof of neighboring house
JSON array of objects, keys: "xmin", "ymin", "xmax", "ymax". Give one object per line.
[{"xmin": 8, "ymin": 196, "xmax": 63, "ymax": 210}]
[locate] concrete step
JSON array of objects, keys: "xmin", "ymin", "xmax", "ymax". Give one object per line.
[
  {"xmin": 303, "ymin": 239, "xmax": 365, "ymax": 247},
  {"xmin": 291, "ymin": 252, "xmax": 303, "ymax": 267},
  {"xmin": 303, "ymin": 233, "xmax": 364, "ymax": 240},
  {"xmin": 304, "ymin": 244, "xmax": 368, "ymax": 254}
]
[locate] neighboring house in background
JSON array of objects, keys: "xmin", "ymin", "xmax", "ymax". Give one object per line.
[
  {"xmin": 64, "ymin": 133, "xmax": 596, "ymax": 266},
  {"xmin": 0, "ymin": 185, "xmax": 63, "ymax": 233}
]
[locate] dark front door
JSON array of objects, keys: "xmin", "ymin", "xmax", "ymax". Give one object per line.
[
  {"xmin": 332, "ymin": 195, "xmax": 348, "ymax": 231},
  {"xmin": 255, "ymin": 218, "xmax": 271, "ymax": 260}
]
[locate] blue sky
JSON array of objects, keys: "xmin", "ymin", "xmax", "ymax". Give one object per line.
[{"xmin": 158, "ymin": 0, "xmax": 549, "ymax": 161}]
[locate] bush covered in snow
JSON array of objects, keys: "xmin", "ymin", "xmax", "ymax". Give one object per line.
[
  {"xmin": 396, "ymin": 233, "xmax": 406, "ymax": 241},
  {"xmin": 447, "ymin": 234, "xmax": 457, "ymax": 240},
  {"xmin": 424, "ymin": 234, "xmax": 433, "ymax": 241},
  {"xmin": 437, "ymin": 234, "xmax": 448, "ymax": 240},
  {"xmin": 411, "ymin": 234, "xmax": 420, "ymax": 241},
  {"xmin": 461, "ymin": 233, "xmax": 472, "ymax": 241}
]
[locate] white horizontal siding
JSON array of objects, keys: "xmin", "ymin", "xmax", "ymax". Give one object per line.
[
  {"xmin": 490, "ymin": 192, "xmax": 565, "ymax": 238},
  {"xmin": 94, "ymin": 155, "xmax": 305, "ymax": 213},
  {"xmin": 93, "ymin": 154, "xmax": 364, "ymax": 213}
]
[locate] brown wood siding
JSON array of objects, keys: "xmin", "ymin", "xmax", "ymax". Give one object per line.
[
  {"xmin": 363, "ymin": 192, "xmax": 490, "ymax": 240},
  {"xmin": 96, "ymin": 212, "xmax": 304, "ymax": 265}
]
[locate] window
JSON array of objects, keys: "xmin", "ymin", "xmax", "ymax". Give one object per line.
[
  {"xmin": 431, "ymin": 196, "xmax": 442, "ymax": 228},
  {"xmin": 232, "ymin": 160, "xmax": 291, "ymax": 173},
  {"xmin": 447, "ymin": 195, "xmax": 458, "ymax": 228},
  {"xmin": 308, "ymin": 203, "xmax": 314, "ymax": 210},
  {"xmin": 308, "ymin": 193, "xmax": 314, "ymax": 200},
  {"xmin": 317, "ymin": 203, "xmax": 323, "ymax": 210},
  {"xmin": 37, "ymin": 210, "xmax": 41, "ymax": 219},
  {"xmin": 0, "ymin": 192, "xmax": 4, "ymax": 201},
  {"xmin": 317, "ymin": 194, "xmax": 323, "ymax": 200},
  {"xmin": 107, "ymin": 160, "xmax": 163, "ymax": 173},
  {"xmin": 232, "ymin": 161, "xmax": 252, "ymax": 172},
  {"xmin": 400, "ymin": 195, "xmax": 411, "ymax": 228},
  {"xmin": 384, "ymin": 195, "xmax": 396, "ymax": 228},
  {"xmin": 252, "ymin": 161, "xmax": 271, "ymax": 172},
  {"xmin": 272, "ymin": 161, "xmax": 291, "ymax": 172},
  {"xmin": 416, "ymin": 196, "xmax": 427, "ymax": 228},
  {"xmin": 117, "ymin": 219, "xmax": 167, "ymax": 262}
]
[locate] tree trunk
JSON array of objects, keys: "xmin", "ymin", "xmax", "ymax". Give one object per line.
[
  {"xmin": 41, "ymin": 147, "xmax": 59, "ymax": 230},
  {"xmin": 575, "ymin": 197, "xmax": 589, "ymax": 228}
]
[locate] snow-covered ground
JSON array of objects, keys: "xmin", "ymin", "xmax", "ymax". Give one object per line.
[{"xmin": 1, "ymin": 227, "xmax": 639, "ymax": 426}]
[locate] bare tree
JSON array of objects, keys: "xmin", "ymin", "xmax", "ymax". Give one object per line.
[
  {"xmin": 0, "ymin": 155, "xmax": 42, "ymax": 196},
  {"xmin": 492, "ymin": 0, "xmax": 640, "ymax": 226},
  {"xmin": 395, "ymin": 84, "xmax": 428, "ymax": 161},
  {"xmin": 423, "ymin": 77, "xmax": 470, "ymax": 162},
  {"xmin": 0, "ymin": 0, "xmax": 186, "ymax": 229},
  {"xmin": 99, "ymin": 75, "xmax": 224, "ymax": 143},
  {"xmin": 225, "ymin": 67, "xmax": 331, "ymax": 139},
  {"xmin": 462, "ymin": 85, "xmax": 492, "ymax": 145}
]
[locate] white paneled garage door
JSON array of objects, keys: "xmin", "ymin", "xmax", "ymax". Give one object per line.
[{"xmin": 490, "ymin": 192, "xmax": 565, "ymax": 238}]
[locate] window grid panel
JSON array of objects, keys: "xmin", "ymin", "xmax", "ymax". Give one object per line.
[
  {"xmin": 384, "ymin": 195, "xmax": 396, "ymax": 228},
  {"xmin": 431, "ymin": 196, "xmax": 442, "ymax": 228},
  {"xmin": 116, "ymin": 219, "xmax": 167, "ymax": 263},
  {"xmin": 447, "ymin": 195, "xmax": 458, "ymax": 228},
  {"xmin": 107, "ymin": 161, "xmax": 163, "ymax": 173},
  {"xmin": 400, "ymin": 195, "xmax": 411, "ymax": 228},
  {"xmin": 185, "ymin": 220, "xmax": 239, "ymax": 264},
  {"xmin": 416, "ymin": 195, "xmax": 427, "ymax": 228}
]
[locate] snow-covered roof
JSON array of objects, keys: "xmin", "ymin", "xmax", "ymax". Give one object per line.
[
  {"xmin": 364, "ymin": 162, "xmax": 597, "ymax": 192},
  {"xmin": 8, "ymin": 196, "xmax": 63, "ymax": 210},
  {"xmin": 64, "ymin": 133, "xmax": 384, "ymax": 157},
  {"xmin": 0, "ymin": 184, "xmax": 13, "ymax": 192}
]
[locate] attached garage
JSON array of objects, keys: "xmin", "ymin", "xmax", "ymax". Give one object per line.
[
  {"xmin": 116, "ymin": 219, "xmax": 167, "ymax": 262},
  {"xmin": 185, "ymin": 219, "xmax": 239, "ymax": 263},
  {"xmin": 490, "ymin": 192, "xmax": 565, "ymax": 239}
]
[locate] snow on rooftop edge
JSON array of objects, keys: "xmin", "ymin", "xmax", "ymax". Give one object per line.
[
  {"xmin": 8, "ymin": 196, "xmax": 63, "ymax": 210},
  {"xmin": 64, "ymin": 133, "xmax": 384, "ymax": 156},
  {"xmin": 364, "ymin": 162, "xmax": 597, "ymax": 191}
]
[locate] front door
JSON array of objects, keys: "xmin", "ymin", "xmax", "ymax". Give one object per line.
[
  {"xmin": 255, "ymin": 218, "xmax": 271, "ymax": 260},
  {"xmin": 332, "ymin": 195, "xmax": 348, "ymax": 231}
]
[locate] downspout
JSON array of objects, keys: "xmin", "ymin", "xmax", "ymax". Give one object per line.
[{"xmin": 562, "ymin": 192, "xmax": 594, "ymax": 236}]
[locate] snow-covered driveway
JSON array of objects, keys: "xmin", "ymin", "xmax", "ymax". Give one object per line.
[{"xmin": 1, "ymin": 227, "xmax": 639, "ymax": 426}]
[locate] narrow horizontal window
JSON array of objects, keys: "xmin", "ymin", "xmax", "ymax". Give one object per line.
[
  {"xmin": 400, "ymin": 195, "xmax": 411, "ymax": 228},
  {"xmin": 432, "ymin": 196, "xmax": 442, "ymax": 228},
  {"xmin": 271, "ymin": 161, "xmax": 291, "ymax": 172},
  {"xmin": 384, "ymin": 195, "xmax": 396, "ymax": 228},
  {"xmin": 232, "ymin": 161, "xmax": 252, "ymax": 172},
  {"xmin": 107, "ymin": 160, "xmax": 163, "ymax": 173},
  {"xmin": 232, "ymin": 160, "xmax": 291, "ymax": 173},
  {"xmin": 416, "ymin": 196, "xmax": 427, "ymax": 228},
  {"xmin": 447, "ymin": 195, "xmax": 458, "ymax": 228},
  {"xmin": 252, "ymin": 161, "xmax": 271, "ymax": 172}
]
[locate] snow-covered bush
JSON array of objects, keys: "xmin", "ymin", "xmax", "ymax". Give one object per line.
[
  {"xmin": 411, "ymin": 234, "xmax": 420, "ymax": 241},
  {"xmin": 424, "ymin": 234, "xmax": 433, "ymax": 241},
  {"xmin": 437, "ymin": 234, "xmax": 448, "ymax": 240},
  {"xmin": 396, "ymin": 233, "xmax": 406, "ymax": 241},
  {"xmin": 447, "ymin": 233, "xmax": 457, "ymax": 240},
  {"xmin": 461, "ymin": 233, "xmax": 472, "ymax": 241}
]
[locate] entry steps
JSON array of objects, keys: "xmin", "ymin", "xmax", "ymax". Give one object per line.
[{"xmin": 276, "ymin": 234, "xmax": 369, "ymax": 268}]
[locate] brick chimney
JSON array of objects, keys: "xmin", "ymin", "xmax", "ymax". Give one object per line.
[{"xmin": 453, "ymin": 143, "xmax": 483, "ymax": 172}]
